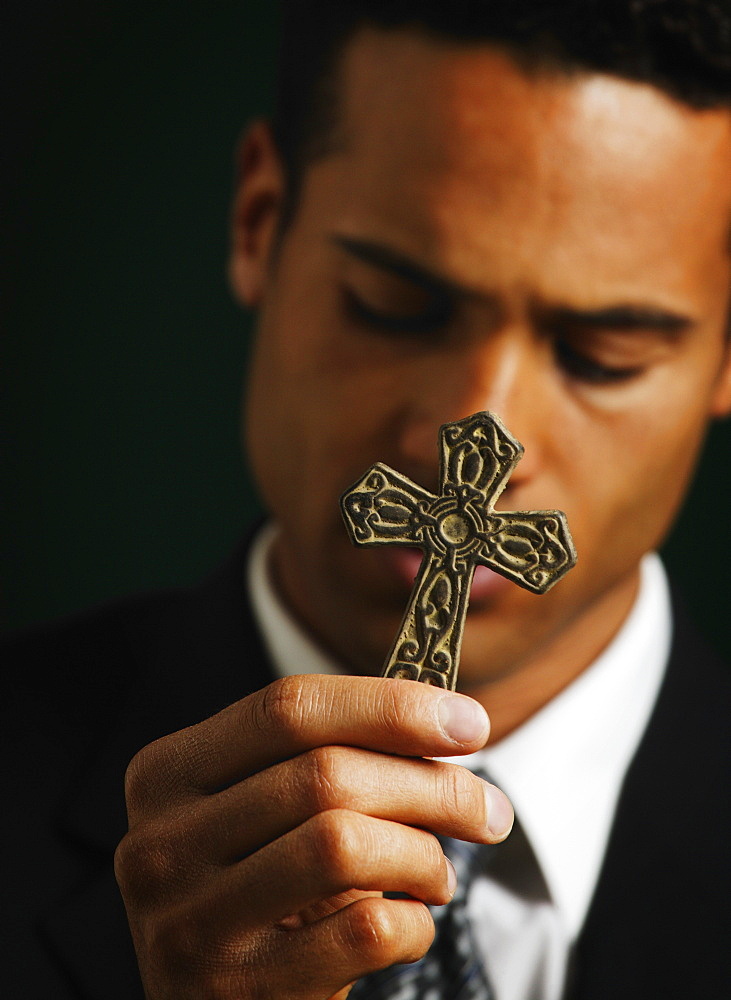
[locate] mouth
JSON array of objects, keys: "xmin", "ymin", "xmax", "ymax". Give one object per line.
[{"xmin": 381, "ymin": 546, "xmax": 511, "ymax": 605}]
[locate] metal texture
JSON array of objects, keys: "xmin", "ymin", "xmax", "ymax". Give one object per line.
[{"xmin": 340, "ymin": 411, "xmax": 577, "ymax": 690}]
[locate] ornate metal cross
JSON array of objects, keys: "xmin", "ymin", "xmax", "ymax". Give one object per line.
[{"xmin": 340, "ymin": 411, "xmax": 577, "ymax": 690}]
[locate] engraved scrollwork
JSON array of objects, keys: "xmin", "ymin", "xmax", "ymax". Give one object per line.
[
  {"xmin": 419, "ymin": 668, "xmax": 449, "ymax": 687},
  {"xmin": 398, "ymin": 639, "xmax": 422, "ymax": 663},
  {"xmin": 387, "ymin": 663, "xmax": 420, "ymax": 682},
  {"xmin": 372, "ymin": 488, "xmax": 424, "ymax": 536},
  {"xmin": 429, "ymin": 648, "xmax": 452, "ymax": 673},
  {"xmin": 422, "ymin": 568, "xmax": 453, "ymax": 632},
  {"xmin": 477, "ymin": 511, "xmax": 576, "ymax": 595},
  {"xmin": 341, "ymin": 492, "xmax": 376, "ymax": 542},
  {"xmin": 440, "ymin": 412, "xmax": 522, "ymax": 498},
  {"xmin": 365, "ymin": 469, "xmax": 388, "ymax": 491},
  {"xmin": 341, "ymin": 463, "xmax": 438, "ymax": 546},
  {"xmin": 489, "ymin": 522, "xmax": 546, "ymax": 567},
  {"xmin": 340, "ymin": 410, "xmax": 576, "ymax": 690}
]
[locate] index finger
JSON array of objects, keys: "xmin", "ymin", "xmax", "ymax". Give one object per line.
[{"xmin": 136, "ymin": 674, "xmax": 490, "ymax": 795}]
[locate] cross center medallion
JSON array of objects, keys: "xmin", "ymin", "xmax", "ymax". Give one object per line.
[{"xmin": 340, "ymin": 411, "xmax": 577, "ymax": 690}]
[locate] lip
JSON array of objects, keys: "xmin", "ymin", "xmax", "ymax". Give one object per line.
[{"xmin": 382, "ymin": 546, "xmax": 510, "ymax": 604}]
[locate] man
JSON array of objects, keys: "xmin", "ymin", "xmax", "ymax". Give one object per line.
[{"xmin": 6, "ymin": 1, "xmax": 731, "ymax": 997}]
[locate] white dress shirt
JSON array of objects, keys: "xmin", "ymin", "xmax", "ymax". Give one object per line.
[{"xmin": 247, "ymin": 523, "xmax": 672, "ymax": 1000}]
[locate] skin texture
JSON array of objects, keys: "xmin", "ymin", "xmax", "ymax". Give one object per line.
[{"xmin": 116, "ymin": 28, "xmax": 731, "ymax": 1000}]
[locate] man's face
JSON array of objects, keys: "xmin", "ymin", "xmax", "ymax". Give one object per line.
[{"xmin": 234, "ymin": 31, "xmax": 731, "ymax": 692}]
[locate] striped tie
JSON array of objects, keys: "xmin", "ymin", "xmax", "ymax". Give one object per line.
[{"xmin": 349, "ymin": 833, "xmax": 496, "ymax": 1000}]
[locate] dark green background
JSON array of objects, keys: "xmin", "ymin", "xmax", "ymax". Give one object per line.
[{"xmin": 4, "ymin": 3, "xmax": 730, "ymax": 662}]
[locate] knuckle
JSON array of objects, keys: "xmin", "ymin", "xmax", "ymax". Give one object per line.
[
  {"xmin": 113, "ymin": 828, "xmax": 162, "ymax": 899},
  {"xmin": 255, "ymin": 676, "xmax": 309, "ymax": 740},
  {"xmin": 378, "ymin": 680, "xmax": 419, "ymax": 737},
  {"xmin": 113, "ymin": 833, "xmax": 134, "ymax": 894},
  {"xmin": 344, "ymin": 897, "xmax": 400, "ymax": 966},
  {"xmin": 423, "ymin": 831, "xmax": 447, "ymax": 879},
  {"xmin": 309, "ymin": 809, "xmax": 363, "ymax": 886},
  {"xmin": 345, "ymin": 898, "xmax": 434, "ymax": 969},
  {"xmin": 408, "ymin": 829, "xmax": 449, "ymax": 901},
  {"xmin": 442, "ymin": 765, "xmax": 486, "ymax": 828},
  {"xmin": 123, "ymin": 741, "xmax": 161, "ymax": 813},
  {"xmin": 114, "ymin": 830, "xmax": 158, "ymax": 899},
  {"xmin": 114, "ymin": 821, "xmax": 192, "ymax": 902},
  {"xmin": 304, "ymin": 745, "xmax": 347, "ymax": 810},
  {"xmin": 124, "ymin": 731, "xmax": 199, "ymax": 816}
]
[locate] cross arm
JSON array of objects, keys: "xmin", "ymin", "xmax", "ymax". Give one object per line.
[
  {"xmin": 340, "ymin": 463, "xmax": 437, "ymax": 547},
  {"xmin": 474, "ymin": 510, "xmax": 577, "ymax": 594},
  {"xmin": 439, "ymin": 411, "xmax": 523, "ymax": 502}
]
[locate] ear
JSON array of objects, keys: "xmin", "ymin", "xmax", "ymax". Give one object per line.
[
  {"xmin": 710, "ymin": 338, "xmax": 731, "ymax": 418},
  {"xmin": 229, "ymin": 120, "xmax": 286, "ymax": 308}
]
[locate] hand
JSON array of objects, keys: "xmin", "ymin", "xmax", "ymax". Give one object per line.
[{"xmin": 115, "ymin": 674, "xmax": 513, "ymax": 999}]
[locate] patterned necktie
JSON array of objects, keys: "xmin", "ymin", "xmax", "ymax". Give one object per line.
[{"xmin": 349, "ymin": 831, "xmax": 496, "ymax": 1000}]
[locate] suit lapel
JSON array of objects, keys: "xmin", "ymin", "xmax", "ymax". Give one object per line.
[{"xmin": 569, "ymin": 593, "xmax": 731, "ymax": 999}]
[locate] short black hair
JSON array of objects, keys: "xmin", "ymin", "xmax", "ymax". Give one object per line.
[{"xmin": 272, "ymin": 0, "xmax": 731, "ymax": 213}]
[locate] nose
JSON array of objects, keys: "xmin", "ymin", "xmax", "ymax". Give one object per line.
[{"xmin": 396, "ymin": 329, "xmax": 545, "ymax": 490}]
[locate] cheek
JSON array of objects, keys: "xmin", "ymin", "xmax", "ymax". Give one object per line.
[
  {"xmin": 570, "ymin": 400, "xmax": 709, "ymax": 561},
  {"xmin": 245, "ymin": 318, "xmax": 392, "ymax": 542}
]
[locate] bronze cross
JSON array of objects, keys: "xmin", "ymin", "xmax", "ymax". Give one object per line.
[{"xmin": 340, "ymin": 411, "xmax": 577, "ymax": 690}]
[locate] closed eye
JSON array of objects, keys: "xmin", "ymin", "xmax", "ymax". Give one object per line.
[
  {"xmin": 343, "ymin": 286, "xmax": 454, "ymax": 336},
  {"xmin": 549, "ymin": 306, "xmax": 692, "ymax": 386},
  {"xmin": 554, "ymin": 340, "xmax": 644, "ymax": 385}
]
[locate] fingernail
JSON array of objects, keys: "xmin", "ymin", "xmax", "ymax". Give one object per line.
[
  {"xmin": 438, "ymin": 695, "xmax": 490, "ymax": 745},
  {"xmin": 445, "ymin": 856, "xmax": 457, "ymax": 898},
  {"xmin": 484, "ymin": 783, "xmax": 514, "ymax": 840}
]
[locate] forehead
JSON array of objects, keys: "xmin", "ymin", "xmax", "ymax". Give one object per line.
[
  {"xmin": 336, "ymin": 28, "xmax": 731, "ymax": 196},
  {"xmin": 315, "ymin": 28, "xmax": 731, "ymax": 306}
]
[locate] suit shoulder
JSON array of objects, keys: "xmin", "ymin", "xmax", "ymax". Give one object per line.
[{"xmin": 2, "ymin": 587, "xmax": 200, "ymax": 752}]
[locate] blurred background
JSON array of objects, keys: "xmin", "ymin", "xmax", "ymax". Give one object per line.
[
  {"xmin": 3, "ymin": 1, "xmax": 730, "ymax": 662},
  {"xmin": 3, "ymin": 1, "xmax": 271, "ymax": 628}
]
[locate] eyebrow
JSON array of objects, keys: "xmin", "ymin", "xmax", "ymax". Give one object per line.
[
  {"xmin": 549, "ymin": 305, "xmax": 693, "ymax": 337},
  {"xmin": 333, "ymin": 234, "xmax": 695, "ymax": 335},
  {"xmin": 332, "ymin": 235, "xmax": 460, "ymax": 298}
]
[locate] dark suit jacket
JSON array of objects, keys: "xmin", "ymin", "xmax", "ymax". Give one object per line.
[{"xmin": 4, "ymin": 538, "xmax": 730, "ymax": 998}]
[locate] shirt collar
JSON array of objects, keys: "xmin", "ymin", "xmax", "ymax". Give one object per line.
[{"xmin": 247, "ymin": 522, "xmax": 343, "ymax": 677}]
